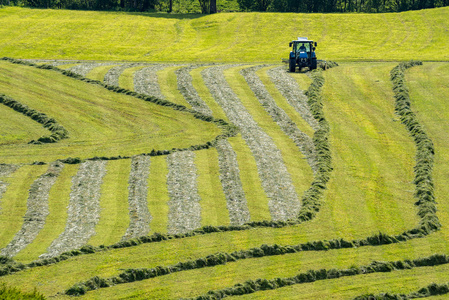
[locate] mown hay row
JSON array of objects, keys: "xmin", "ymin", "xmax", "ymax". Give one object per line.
[
  {"xmin": 176, "ymin": 65, "xmax": 214, "ymax": 116},
  {"xmin": 166, "ymin": 151, "xmax": 202, "ymax": 234},
  {"xmin": 215, "ymin": 139, "xmax": 250, "ymax": 225},
  {"xmin": 189, "ymin": 254, "xmax": 449, "ymax": 300},
  {"xmin": 240, "ymin": 65, "xmax": 317, "ymax": 173},
  {"xmin": 267, "ymin": 66, "xmax": 319, "ymax": 131},
  {"xmin": 354, "ymin": 281, "xmax": 449, "ymax": 299},
  {"xmin": 176, "ymin": 65, "xmax": 249, "ymax": 225},
  {"xmin": 0, "ymin": 94, "xmax": 69, "ymax": 144},
  {"xmin": 295, "ymin": 70, "xmax": 331, "ymax": 222},
  {"xmin": 69, "ymin": 62, "xmax": 115, "ymax": 77},
  {"xmin": 121, "ymin": 156, "xmax": 152, "ymax": 241},
  {"xmin": 39, "ymin": 160, "xmax": 107, "ymax": 259},
  {"xmin": 133, "ymin": 64, "xmax": 170, "ymax": 99},
  {"xmin": 104, "ymin": 63, "xmax": 145, "ymax": 87},
  {"xmin": 23, "ymin": 59, "xmax": 80, "ymax": 67},
  {"xmin": 0, "ymin": 162, "xmax": 64, "ymax": 258},
  {"xmin": 390, "ymin": 61, "xmax": 440, "ymax": 237},
  {"xmin": 202, "ymin": 65, "xmax": 300, "ymax": 221}
]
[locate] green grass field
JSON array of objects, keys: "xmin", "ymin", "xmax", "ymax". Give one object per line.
[
  {"xmin": 0, "ymin": 6, "xmax": 449, "ymax": 300},
  {"xmin": 0, "ymin": 7, "xmax": 448, "ymax": 62}
]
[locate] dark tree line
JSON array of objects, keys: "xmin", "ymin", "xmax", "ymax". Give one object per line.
[
  {"xmin": 240, "ymin": 0, "xmax": 449, "ymax": 12},
  {"xmin": 2, "ymin": 0, "xmax": 447, "ymax": 12},
  {"xmin": 8, "ymin": 0, "xmax": 159, "ymax": 10}
]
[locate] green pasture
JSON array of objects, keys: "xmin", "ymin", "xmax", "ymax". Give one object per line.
[
  {"xmin": 0, "ymin": 60, "xmax": 222, "ymax": 164},
  {"xmin": 0, "ymin": 61, "xmax": 447, "ymax": 299},
  {"xmin": 0, "ymin": 7, "xmax": 448, "ymax": 62}
]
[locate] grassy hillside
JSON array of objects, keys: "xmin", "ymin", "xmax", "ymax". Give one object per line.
[
  {"xmin": 0, "ymin": 7, "xmax": 448, "ymax": 62},
  {"xmin": 0, "ymin": 58, "xmax": 448, "ymax": 299}
]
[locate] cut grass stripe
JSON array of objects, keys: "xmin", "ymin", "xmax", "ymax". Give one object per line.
[
  {"xmin": 0, "ymin": 162, "xmax": 64, "ymax": 258},
  {"xmin": 121, "ymin": 155, "xmax": 152, "ymax": 241},
  {"xmin": 166, "ymin": 151, "xmax": 201, "ymax": 234},
  {"xmin": 176, "ymin": 65, "xmax": 213, "ymax": 116},
  {"xmin": 240, "ymin": 65, "xmax": 316, "ymax": 172},
  {"xmin": 84, "ymin": 64, "xmax": 119, "ymax": 81},
  {"xmin": 104, "ymin": 63, "xmax": 146, "ymax": 87},
  {"xmin": 227, "ymin": 136, "xmax": 270, "ymax": 222},
  {"xmin": 119, "ymin": 65, "xmax": 147, "ymax": 91},
  {"xmin": 147, "ymin": 155, "xmax": 170, "ymax": 234},
  {"xmin": 258, "ymin": 66, "xmax": 315, "ymax": 138},
  {"xmin": 0, "ymin": 165, "xmax": 47, "ymax": 250},
  {"xmin": 195, "ymin": 148, "xmax": 230, "ymax": 227},
  {"xmin": 12, "ymin": 164, "xmax": 79, "ymax": 263},
  {"xmin": 69, "ymin": 62, "xmax": 115, "ymax": 78},
  {"xmin": 88, "ymin": 159, "xmax": 131, "ymax": 247},
  {"xmin": 192, "ymin": 66, "xmax": 229, "ymax": 121},
  {"xmin": 133, "ymin": 64, "xmax": 167, "ymax": 99},
  {"xmin": 40, "ymin": 160, "xmax": 107, "ymax": 259},
  {"xmin": 215, "ymin": 139, "xmax": 250, "ymax": 226},
  {"xmin": 267, "ymin": 66, "xmax": 319, "ymax": 131},
  {"xmin": 158, "ymin": 65, "xmax": 191, "ymax": 107}
]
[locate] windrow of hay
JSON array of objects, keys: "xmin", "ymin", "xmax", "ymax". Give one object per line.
[
  {"xmin": 0, "ymin": 282, "xmax": 45, "ymax": 300},
  {"xmin": 354, "ymin": 281, "xmax": 449, "ymax": 299},
  {"xmin": 176, "ymin": 65, "xmax": 214, "ymax": 116},
  {"xmin": 202, "ymin": 65, "xmax": 300, "ymax": 221},
  {"xmin": 39, "ymin": 160, "xmax": 107, "ymax": 259},
  {"xmin": 241, "ymin": 65, "xmax": 317, "ymax": 173},
  {"xmin": 69, "ymin": 62, "xmax": 115, "ymax": 77},
  {"xmin": 267, "ymin": 67, "xmax": 319, "ymax": 131},
  {"xmin": 215, "ymin": 139, "xmax": 250, "ymax": 225},
  {"xmin": 390, "ymin": 61, "xmax": 440, "ymax": 235},
  {"xmin": 166, "ymin": 151, "xmax": 202, "ymax": 234},
  {"xmin": 0, "ymin": 162, "xmax": 64, "ymax": 258},
  {"xmin": 189, "ymin": 254, "xmax": 449, "ymax": 300},
  {"xmin": 133, "ymin": 64, "xmax": 170, "ymax": 99},
  {"xmin": 104, "ymin": 63, "xmax": 145, "ymax": 87},
  {"xmin": 0, "ymin": 94, "xmax": 69, "ymax": 144},
  {"xmin": 121, "ymin": 156, "xmax": 152, "ymax": 241},
  {"xmin": 176, "ymin": 64, "xmax": 249, "ymax": 225}
]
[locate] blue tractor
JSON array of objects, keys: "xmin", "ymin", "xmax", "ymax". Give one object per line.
[{"xmin": 289, "ymin": 37, "xmax": 318, "ymax": 72}]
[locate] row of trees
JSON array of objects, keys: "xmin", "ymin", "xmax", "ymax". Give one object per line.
[
  {"xmin": 1, "ymin": 0, "xmax": 447, "ymax": 12},
  {"xmin": 239, "ymin": 0, "xmax": 449, "ymax": 12}
]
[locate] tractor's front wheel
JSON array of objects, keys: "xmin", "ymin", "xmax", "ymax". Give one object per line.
[{"xmin": 289, "ymin": 58, "xmax": 296, "ymax": 72}]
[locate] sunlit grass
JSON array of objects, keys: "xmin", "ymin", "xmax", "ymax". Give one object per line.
[{"xmin": 0, "ymin": 7, "xmax": 448, "ymax": 62}]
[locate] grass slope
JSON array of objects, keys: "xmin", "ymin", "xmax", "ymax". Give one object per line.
[
  {"xmin": 0, "ymin": 7, "xmax": 448, "ymax": 62},
  {"xmin": 1, "ymin": 62, "xmax": 447, "ymax": 299}
]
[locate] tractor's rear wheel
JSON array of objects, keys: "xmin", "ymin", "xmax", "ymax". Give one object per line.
[
  {"xmin": 289, "ymin": 59, "xmax": 296, "ymax": 72},
  {"xmin": 311, "ymin": 58, "xmax": 317, "ymax": 70}
]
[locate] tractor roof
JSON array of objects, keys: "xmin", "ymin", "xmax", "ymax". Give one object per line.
[{"xmin": 292, "ymin": 37, "xmax": 313, "ymax": 43}]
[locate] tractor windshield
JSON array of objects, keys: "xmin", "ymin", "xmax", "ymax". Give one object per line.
[{"xmin": 294, "ymin": 42, "xmax": 311, "ymax": 54}]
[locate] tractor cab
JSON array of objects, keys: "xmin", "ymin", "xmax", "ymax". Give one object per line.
[{"xmin": 289, "ymin": 37, "xmax": 318, "ymax": 72}]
